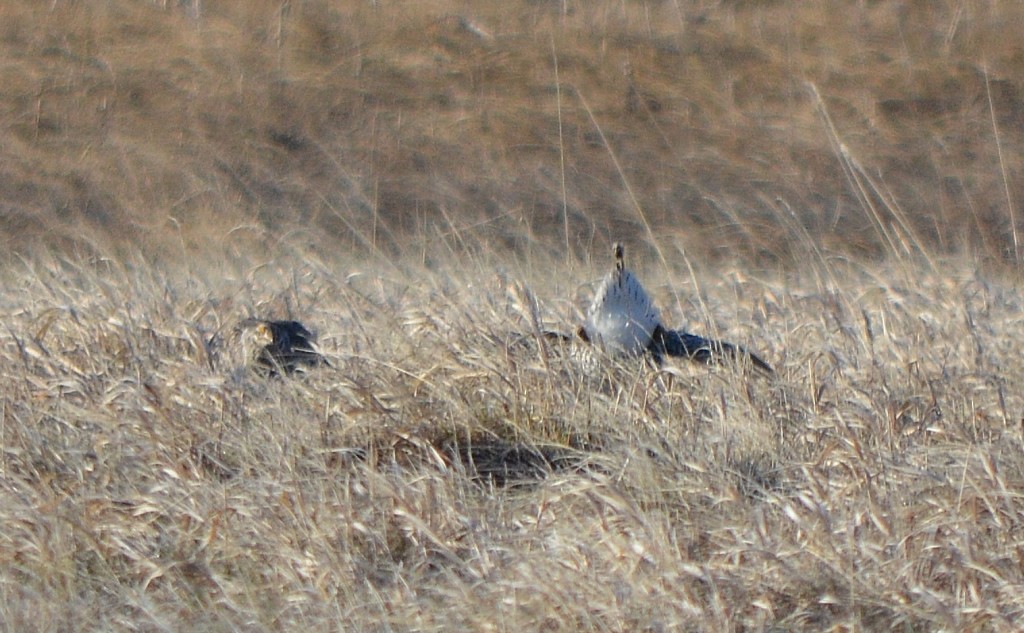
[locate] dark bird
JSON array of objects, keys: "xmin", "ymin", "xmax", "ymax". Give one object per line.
[
  {"xmin": 241, "ymin": 318, "xmax": 329, "ymax": 377},
  {"xmin": 648, "ymin": 325, "xmax": 774, "ymax": 373}
]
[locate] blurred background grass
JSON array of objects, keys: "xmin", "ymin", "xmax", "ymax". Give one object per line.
[{"xmin": 2, "ymin": 0, "xmax": 1022, "ymax": 269}]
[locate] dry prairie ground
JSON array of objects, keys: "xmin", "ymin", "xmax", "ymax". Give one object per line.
[
  {"xmin": 5, "ymin": 1, "xmax": 1024, "ymax": 632},
  {"xmin": 1, "ymin": 0, "xmax": 1024, "ymax": 263},
  {"xmin": 3, "ymin": 250, "xmax": 1024, "ymax": 631}
]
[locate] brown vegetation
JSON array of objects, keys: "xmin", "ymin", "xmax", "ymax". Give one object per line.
[
  {"xmin": 3, "ymin": 1, "xmax": 1024, "ymax": 631},
  {"xmin": 4, "ymin": 251, "xmax": 1024, "ymax": 631},
  {"xmin": 2, "ymin": 0, "xmax": 1024, "ymax": 264}
]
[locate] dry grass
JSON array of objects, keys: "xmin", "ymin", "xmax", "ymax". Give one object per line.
[
  {"xmin": 2, "ymin": 0, "xmax": 1024, "ymax": 263},
  {"xmin": 2, "ymin": 250, "xmax": 1024, "ymax": 631},
  {"xmin": 4, "ymin": 1, "xmax": 1024, "ymax": 631}
]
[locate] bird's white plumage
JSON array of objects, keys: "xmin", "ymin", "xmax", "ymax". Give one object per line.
[{"xmin": 583, "ymin": 244, "xmax": 660, "ymax": 355}]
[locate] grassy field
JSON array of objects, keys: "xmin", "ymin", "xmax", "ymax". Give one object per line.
[
  {"xmin": 4, "ymin": 251, "xmax": 1024, "ymax": 631},
  {"xmin": 3, "ymin": 0, "xmax": 1024, "ymax": 263},
  {"xmin": 3, "ymin": 0, "xmax": 1024, "ymax": 631}
]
